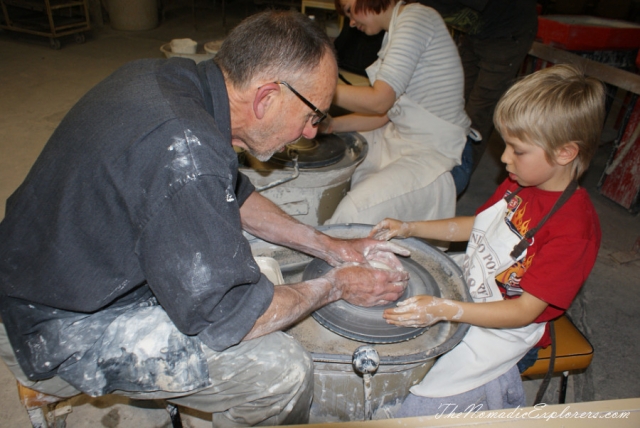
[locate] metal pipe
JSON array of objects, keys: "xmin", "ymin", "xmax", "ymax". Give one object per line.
[
  {"xmin": 352, "ymin": 345, "xmax": 380, "ymax": 420},
  {"xmin": 255, "ymin": 154, "xmax": 300, "ymax": 192}
]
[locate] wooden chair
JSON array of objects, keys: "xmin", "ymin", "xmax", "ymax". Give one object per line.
[
  {"xmin": 521, "ymin": 314, "xmax": 594, "ymax": 403},
  {"xmin": 17, "ymin": 382, "xmax": 183, "ymax": 428}
]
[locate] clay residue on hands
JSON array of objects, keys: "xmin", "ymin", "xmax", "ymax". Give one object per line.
[
  {"xmin": 383, "ymin": 295, "xmax": 463, "ymax": 328},
  {"xmin": 325, "ymin": 262, "xmax": 408, "ymax": 307},
  {"xmin": 370, "ymin": 219, "xmax": 412, "ymax": 241},
  {"xmin": 360, "ymin": 239, "xmax": 410, "ymax": 274}
]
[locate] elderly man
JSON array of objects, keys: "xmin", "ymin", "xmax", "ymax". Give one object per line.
[{"xmin": 0, "ymin": 11, "xmax": 409, "ymax": 426}]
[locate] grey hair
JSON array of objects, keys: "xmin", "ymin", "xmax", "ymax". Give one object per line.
[{"xmin": 214, "ymin": 10, "xmax": 336, "ymax": 90}]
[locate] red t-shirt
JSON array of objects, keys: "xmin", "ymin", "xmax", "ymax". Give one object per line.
[{"xmin": 476, "ymin": 179, "xmax": 601, "ymax": 347}]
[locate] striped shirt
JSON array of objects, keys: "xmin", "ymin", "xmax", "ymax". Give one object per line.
[{"xmin": 376, "ymin": 3, "xmax": 470, "ymax": 129}]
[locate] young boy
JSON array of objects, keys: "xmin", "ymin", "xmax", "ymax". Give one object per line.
[{"xmin": 369, "ymin": 64, "xmax": 606, "ymax": 416}]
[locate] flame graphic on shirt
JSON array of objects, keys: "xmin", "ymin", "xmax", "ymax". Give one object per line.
[
  {"xmin": 496, "ymin": 253, "xmax": 535, "ymax": 285},
  {"xmin": 509, "ymin": 202, "xmax": 532, "ymax": 236}
]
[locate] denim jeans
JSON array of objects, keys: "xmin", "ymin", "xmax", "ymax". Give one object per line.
[
  {"xmin": 517, "ymin": 346, "xmax": 540, "ymax": 373},
  {"xmin": 451, "ymin": 134, "xmax": 476, "ymax": 196}
]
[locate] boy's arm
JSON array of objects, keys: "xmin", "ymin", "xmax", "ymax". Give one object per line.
[
  {"xmin": 370, "ymin": 217, "xmax": 476, "ymax": 242},
  {"xmin": 383, "ymin": 291, "xmax": 548, "ymax": 329}
]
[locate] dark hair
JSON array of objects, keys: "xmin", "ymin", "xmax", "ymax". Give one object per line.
[
  {"xmin": 214, "ymin": 10, "xmax": 335, "ymax": 89},
  {"xmin": 334, "ymin": 0, "xmax": 398, "ymax": 16}
]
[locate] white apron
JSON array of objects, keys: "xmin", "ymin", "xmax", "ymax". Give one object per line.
[
  {"xmin": 328, "ymin": 2, "xmax": 467, "ymax": 224},
  {"xmin": 411, "ymin": 195, "xmax": 546, "ymax": 397}
]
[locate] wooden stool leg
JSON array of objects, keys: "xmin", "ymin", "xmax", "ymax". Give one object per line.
[
  {"xmin": 17, "ymin": 382, "xmax": 72, "ymax": 428},
  {"xmin": 166, "ymin": 403, "xmax": 183, "ymax": 428},
  {"xmin": 25, "ymin": 407, "xmax": 48, "ymax": 428},
  {"xmin": 559, "ymin": 371, "xmax": 569, "ymax": 404}
]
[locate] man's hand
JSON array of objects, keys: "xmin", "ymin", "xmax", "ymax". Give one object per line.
[
  {"xmin": 320, "ymin": 236, "xmax": 411, "ymax": 270},
  {"xmin": 324, "ymin": 263, "xmax": 409, "ymax": 307}
]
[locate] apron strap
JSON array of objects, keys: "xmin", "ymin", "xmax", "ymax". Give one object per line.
[
  {"xmin": 504, "ymin": 186, "xmax": 524, "ymax": 204},
  {"xmin": 509, "ymin": 181, "xmax": 579, "ymax": 260},
  {"xmin": 534, "ymin": 320, "xmax": 556, "ymax": 405}
]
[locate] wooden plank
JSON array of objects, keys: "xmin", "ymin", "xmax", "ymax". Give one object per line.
[{"xmin": 528, "ymin": 41, "xmax": 640, "ymax": 95}]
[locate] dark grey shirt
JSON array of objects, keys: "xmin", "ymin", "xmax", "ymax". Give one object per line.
[{"xmin": 0, "ymin": 59, "xmax": 274, "ymax": 387}]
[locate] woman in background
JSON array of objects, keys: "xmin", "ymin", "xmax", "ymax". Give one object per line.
[{"xmin": 323, "ymin": 0, "xmax": 470, "ymax": 226}]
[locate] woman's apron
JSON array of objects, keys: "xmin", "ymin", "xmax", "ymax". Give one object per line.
[
  {"xmin": 343, "ymin": 1, "xmax": 468, "ymax": 221},
  {"xmin": 411, "ymin": 195, "xmax": 546, "ymax": 397}
]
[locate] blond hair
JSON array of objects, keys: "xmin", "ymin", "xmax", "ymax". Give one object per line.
[{"xmin": 494, "ymin": 64, "xmax": 606, "ymax": 179}]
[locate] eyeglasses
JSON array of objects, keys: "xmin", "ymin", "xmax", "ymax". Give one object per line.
[{"xmin": 277, "ymin": 81, "xmax": 327, "ymax": 126}]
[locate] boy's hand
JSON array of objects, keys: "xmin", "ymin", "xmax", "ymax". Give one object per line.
[
  {"xmin": 383, "ymin": 295, "xmax": 463, "ymax": 327},
  {"xmin": 369, "ymin": 218, "xmax": 413, "ymax": 241}
]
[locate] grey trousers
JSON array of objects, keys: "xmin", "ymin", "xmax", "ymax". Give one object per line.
[
  {"xmin": 0, "ymin": 323, "xmax": 313, "ymax": 426},
  {"xmin": 395, "ymin": 365, "xmax": 526, "ymax": 418}
]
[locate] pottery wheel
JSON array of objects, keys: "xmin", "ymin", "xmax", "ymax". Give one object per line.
[
  {"xmin": 302, "ymin": 257, "xmax": 441, "ymax": 343},
  {"xmin": 269, "ymin": 134, "xmax": 346, "ymax": 168}
]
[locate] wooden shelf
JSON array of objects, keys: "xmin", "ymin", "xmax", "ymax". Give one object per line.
[
  {"xmin": 0, "ymin": 0, "xmax": 90, "ymax": 48},
  {"xmin": 301, "ymin": 0, "xmax": 343, "ymax": 30}
]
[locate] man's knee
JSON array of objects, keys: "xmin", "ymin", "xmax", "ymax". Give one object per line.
[
  {"xmin": 0, "ymin": 323, "xmax": 80, "ymax": 398},
  {"xmin": 209, "ymin": 331, "xmax": 313, "ymax": 397},
  {"xmin": 267, "ymin": 333, "xmax": 314, "ymax": 424},
  {"xmin": 262, "ymin": 332, "xmax": 313, "ymax": 390},
  {"xmin": 205, "ymin": 332, "xmax": 313, "ymax": 426}
]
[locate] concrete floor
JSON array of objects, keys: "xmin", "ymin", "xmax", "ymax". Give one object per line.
[{"xmin": 1, "ymin": 4, "xmax": 639, "ymax": 427}]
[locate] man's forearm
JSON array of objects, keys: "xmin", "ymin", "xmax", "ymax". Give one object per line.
[
  {"xmin": 243, "ymin": 277, "xmax": 336, "ymax": 340},
  {"xmin": 240, "ymin": 191, "xmax": 333, "ymax": 259}
]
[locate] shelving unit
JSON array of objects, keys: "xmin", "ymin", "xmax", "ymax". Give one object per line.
[
  {"xmin": 301, "ymin": 0, "xmax": 343, "ymax": 38},
  {"xmin": 0, "ymin": 0, "xmax": 90, "ymax": 49}
]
